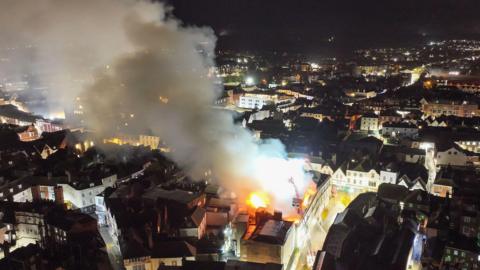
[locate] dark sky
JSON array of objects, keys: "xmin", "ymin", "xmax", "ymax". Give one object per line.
[{"xmin": 167, "ymin": 0, "xmax": 480, "ymax": 54}]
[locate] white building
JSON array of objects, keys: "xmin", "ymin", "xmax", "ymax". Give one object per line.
[
  {"xmin": 346, "ymin": 168, "xmax": 380, "ymax": 191},
  {"xmin": 381, "ymin": 122, "xmax": 419, "ymax": 139},
  {"xmin": 238, "ymin": 90, "xmax": 294, "ymax": 110},
  {"xmin": 379, "ymin": 164, "xmax": 398, "ymax": 185},
  {"xmin": 360, "ymin": 113, "xmax": 379, "ymax": 132},
  {"xmin": 61, "ymin": 174, "xmax": 117, "ymax": 212},
  {"xmin": 238, "ymin": 95, "xmax": 272, "ymax": 109},
  {"xmin": 95, "ymin": 194, "xmax": 107, "ymax": 226},
  {"xmin": 15, "ymin": 211, "xmax": 45, "ymax": 248},
  {"xmin": 436, "ymin": 144, "xmax": 479, "ymax": 167},
  {"xmin": 331, "ymin": 164, "xmax": 380, "ymax": 193}
]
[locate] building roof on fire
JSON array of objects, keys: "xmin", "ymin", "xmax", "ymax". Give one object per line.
[{"xmin": 248, "ymin": 219, "xmax": 293, "ymax": 245}]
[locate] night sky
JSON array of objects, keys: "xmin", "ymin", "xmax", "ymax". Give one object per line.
[{"xmin": 167, "ymin": 0, "xmax": 480, "ymax": 53}]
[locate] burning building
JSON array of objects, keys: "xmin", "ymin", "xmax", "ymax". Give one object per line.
[
  {"xmin": 226, "ymin": 175, "xmax": 332, "ymax": 269},
  {"xmin": 238, "ymin": 211, "xmax": 295, "ymax": 266}
]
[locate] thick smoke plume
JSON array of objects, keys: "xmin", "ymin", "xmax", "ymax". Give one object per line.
[
  {"xmin": 0, "ymin": 0, "xmax": 310, "ymax": 211},
  {"xmin": 0, "ymin": 0, "xmax": 156, "ymax": 115}
]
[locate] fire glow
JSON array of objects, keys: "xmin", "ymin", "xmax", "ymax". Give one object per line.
[
  {"xmin": 243, "ymin": 157, "xmax": 315, "ymax": 216},
  {"xmin": 246, "ymin": 192, "xmax": 269, "ymax": 209},
  {"xmin": 301, "ymin": 185, "xmax": 317, "ymax": 209}
]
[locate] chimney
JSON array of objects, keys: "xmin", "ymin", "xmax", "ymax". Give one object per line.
[
  {"xmin": 31, "ymin": 186, "xmax": 41, "ymax": 201},
  {"xmin": 273, "ymin": 211, "xmax": 282, "ymax": 221},
  {"xmin": 255, "ymin": 208, "xmax": 271, "ymax": 225},
  {"xmin": 54, "ymin": 186, "xmax": 64, "ymax": 206}
]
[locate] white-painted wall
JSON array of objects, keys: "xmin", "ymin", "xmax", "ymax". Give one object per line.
[{"xmin": 436, "ymin": 147, "xmax": 468, "ymax": 166}]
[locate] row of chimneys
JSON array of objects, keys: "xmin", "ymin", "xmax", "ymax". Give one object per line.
[{"xmin": 31, "ymin": 185, "xmax": 64, "ymax": 205}]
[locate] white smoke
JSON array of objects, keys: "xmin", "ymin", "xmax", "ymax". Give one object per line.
[
  {"xmin": 0, "ymin": 0, "xmax": 157, "ymax": 114},
  {"xmin": 0, "ymin": 0, "xmax": 310, "ymax": 212}
]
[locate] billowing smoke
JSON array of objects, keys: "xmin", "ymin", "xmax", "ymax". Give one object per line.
[
  {"xmin": 0, "ymin": 0, "xmax": 157, "ymax": 116},
  {"xmin": 0, "ymin": 0, "xmax": 310, "ymax": 212}
]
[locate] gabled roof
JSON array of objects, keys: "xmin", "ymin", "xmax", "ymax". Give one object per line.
[
  {"xmin": 397, "ymin": 176, "xmax": 427, "ymax": 191},
  {"xmin": 362, "ymin": 112, "xmax": 378, "ymax": 118},
  {"xmin": 379, "ymin": 109, "xmax": 401, "ymax": 117},
  {"xmin": 404, "ymin": 190, "xmax": 430, "ymax": 206},
  {"xmin": 151, "ymin": 241, "xmax": 196, "ymax": 259},
  {"xmin": 382, "ymin": 122, "xmax": 418, "ymax": 129},
  {"xmin": 437, "ymin": 142, "xmax": 476, "ymax": 156},
  {"xmin": 398, "ymin": 163, "xmax": 428, "ymax": 182},
  {"xmin": 0, "ymin": 104, "xmax": 40, "ymax": 123},
  {"xmin": 377, "ymin": 183, "xmax": 409, "ymax": 203}
]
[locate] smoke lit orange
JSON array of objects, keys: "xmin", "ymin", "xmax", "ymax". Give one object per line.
[{"xmin": 246, "ymin": 192, "xmax": 269, "ymax": 209}]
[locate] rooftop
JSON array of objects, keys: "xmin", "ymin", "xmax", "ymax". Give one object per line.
[{"xmin": 247, "ymin": 219, "xmax": 293, "ymax": 245}]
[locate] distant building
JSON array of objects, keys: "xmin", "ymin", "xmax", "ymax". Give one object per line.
[
  {"xmin": 344, "ymin": 89, "xmax": 377, "ymax": 100},
  {"xmin": 238, "ymin": 90, "xmax": 294, "ymax": 110},
  {"xmin": 381, "ymin": 122, "xmax": 419, "ymax": 139},
  {"xmin": 123, "ymin": 241, "xmax": 196, "ymax": 270},
  {"xmin": 104, "ymin": 133, "xmax": 161, "ymax": 150},
  {"xmin": 437, "ymin": 78, "xmax": 480, "ymax": 94},
  {"xmin": 360, "ymin": 113, "xmax": 379, "ymax": 132},
  {"xmin": 239, "ymin": 95, "xmax": 273, "ymax": 109},
  {"xmin": 378, "ymin": 110, "xmax": 402, "ymax": 126},
  {"xmin": 421, "ymin": 99, "xmax": 478, "ymax": 118}
]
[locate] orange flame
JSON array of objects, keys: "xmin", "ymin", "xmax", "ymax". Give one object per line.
[
  {"xmin": 301, "ymin": 186, "xmax": 317, "ymax": 209},
  {"xmin": 246, "ymin": 192, "xmax": 269, "ymax": 209}
]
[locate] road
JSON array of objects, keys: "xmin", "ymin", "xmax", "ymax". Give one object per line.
[
  {"xmin": 292, "ymin": 194, "xmax": 348, "ymax": 270},
  {"xmin": 99, "ymin": 227, "xmax": 125, "ymax": 270}
]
